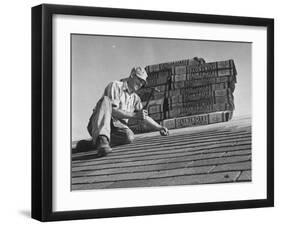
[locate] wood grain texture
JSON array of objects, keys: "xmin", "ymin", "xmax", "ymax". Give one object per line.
[{"xmin": 71, "ymin": 116, "xmax": 252, "ymax": 190}]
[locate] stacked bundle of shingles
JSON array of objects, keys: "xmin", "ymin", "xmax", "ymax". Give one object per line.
[{"xmin": 129, "ymin": 57, "xmax": 237, "ymax": 133}]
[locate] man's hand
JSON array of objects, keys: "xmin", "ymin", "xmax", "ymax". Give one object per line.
[
  {"xmin": 134, "ymin": 109, "xmax": 148, "ymax": 120},
  {"xmin": 140, "ymin": 115, "xmax": 169, "ymax": 136},
  {"xmin": 160, "ymin": 127, "xmax": 169, "ymax": 136}
]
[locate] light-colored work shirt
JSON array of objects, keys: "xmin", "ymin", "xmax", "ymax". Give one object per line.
[{"xmin": 103, "ymin": 79, "xmax": 143, "ymax": 123}]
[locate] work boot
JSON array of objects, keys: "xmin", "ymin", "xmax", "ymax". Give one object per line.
[
  {"xmin": 96, "ymin": 135, "xmax": 112, "ymax": 157},
  {"xmin": 75, "ymin": 139, "xmax": 95, "ymax": 153}
]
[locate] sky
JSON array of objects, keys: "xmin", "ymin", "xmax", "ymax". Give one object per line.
[{"xmin": 71, "ymin": 34, "xmax": 251, "ymax": 140}]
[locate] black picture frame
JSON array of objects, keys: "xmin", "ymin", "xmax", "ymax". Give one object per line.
[{"xmin": 32, "ymin": 3, "xmax": 274, "ymax": 222}]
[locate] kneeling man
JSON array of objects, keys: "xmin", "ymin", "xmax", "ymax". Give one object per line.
[{"xmin": 76, "ymin": 66, "xmax": 169, "ymax": 157}]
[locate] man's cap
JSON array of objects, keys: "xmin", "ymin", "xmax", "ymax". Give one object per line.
[{"xmin": 130, "ymin": 66, "xmax": 148, "ymax": 83}]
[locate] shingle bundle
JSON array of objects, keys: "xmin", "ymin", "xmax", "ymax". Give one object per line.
[{"xmin": 129, "ymin": 57, "xmax": 237, "ymax": 133}]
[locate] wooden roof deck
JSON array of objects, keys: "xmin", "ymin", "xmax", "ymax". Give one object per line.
[{"xmin": 71, "ymin": 115, "xmax": 251, "ymax": 190}]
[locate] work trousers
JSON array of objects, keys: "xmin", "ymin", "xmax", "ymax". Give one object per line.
[{"xmin": 87, "ymin": 96, "xmax": 135, "ymax": 146}]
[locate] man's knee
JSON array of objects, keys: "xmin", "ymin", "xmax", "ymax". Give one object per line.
[{"xmin": 125, "ymin": 130, "xmax": 135, "ymax": 144}]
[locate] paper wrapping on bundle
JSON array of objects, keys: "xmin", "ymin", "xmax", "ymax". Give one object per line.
[{"xmin": 130, "ymin": 57, "xmax": 237, "ymax": 133}]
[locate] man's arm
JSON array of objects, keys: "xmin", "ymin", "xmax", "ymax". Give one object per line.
[
  {"xmin": 133, "ymin": 95, "xmax": 169, "ymax": 135},
  {"xmin": 112, "ymin": 107, "xmax": 169, "ymax": 136},
  {"xmin": 142, "ymin": 115, "xmax": 169, "ymax": 136},
  {"xmin": 142, "ymin": 115, "xmax": 161, "ymax": 130}
]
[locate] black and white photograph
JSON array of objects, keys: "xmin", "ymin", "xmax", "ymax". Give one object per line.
[
  {"xmin": 29, "ymin": 2, "xmax": 274, "ymax": 222},
  {"xmin": 71, "ymin": 34, "xmax": 252, "ymax": 191},
  {"xmin": 0, "ymin": 0, "xmax": 279, "ymax": 224}
]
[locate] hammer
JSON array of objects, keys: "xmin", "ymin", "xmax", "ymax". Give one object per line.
[{"xmin": 143, "ymin": 87, "xmax": 161, "ymax": 110}]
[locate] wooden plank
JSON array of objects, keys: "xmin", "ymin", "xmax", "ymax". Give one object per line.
[
  {"xmin": 72, "ymin": 146, "xmax": 251, "ymax": 172},
  {"xmin": 72, "ymin": 129, "xmax": 249, "ymax": 157},
  {"xmin": 72, "ymin": 141, "xmax": 251, "ymax": 169},
  {"xmin": 72, "ymin": 165, "xmax": 214, "ymax": 184},
  {"xmin": 132, "ymin": 129, "xmax": 250, "ymax": 145},
  {"xmin": 102, "ymin": 171, "xmax": 241, "ymax": 189},
  {"xmin": 73, "ymin": 161, "xmax": 188, "ymax": 178},
  {"xmin": 210, "ymin": 161, "xmax": 251, "ymax": 173},
  {"xmin": 72, "ymin": 130, "xmax": 251, "ymax": 159},
  {"xmin": 222, "ymin": 150, "xmax": 252, "ymax": 157},
  {"xmin": 188, "ymin": 155, "xmax": 251, "ymax": 168},
  {"xmin": 72, "ymin": 116, "xmax": 251, "ymax": 190},
  {"xmin": 237, "ymin": 170, "xmax": 252, "ymax": 181},
  {"xmin": 71, "ymin": 182, "xmax": 114, "ymax": 190},
  {"xmin": 76, "ymin": 132, "xmax": 251, "ymax": 156},
  {"xmin": 139, "ymin": 126, "xmax": 249, "ymax": 142},
  {"xmin": 72, "ymin": 138, "xmax": 251, "ymax": 164},
  {"xmin": 73, "ymin": 137, "xmax": 251, "ymax": 162},
  {"xmin": 72, "ymin": 151, "xmax": 226, "ymax": 177},
  {"xmin": 72, "ymin": 136, "xmax": 251, "ymax": 165},
  {"xmin": 132, "ymin": 125, "xmax": 249, "ymax": 142}
]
